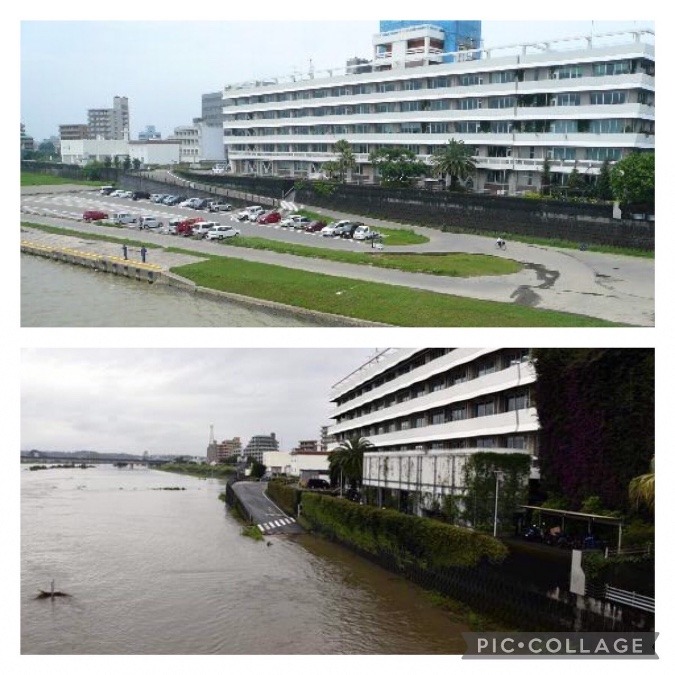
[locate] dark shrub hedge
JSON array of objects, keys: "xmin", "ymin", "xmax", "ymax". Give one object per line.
[
  {"xmin": 266, "ymin": 480, "xmax": 301, "ymax": 516},
  {"xmin": 301, "ymin": 492, "xmax": 507, "ymax": 569}
]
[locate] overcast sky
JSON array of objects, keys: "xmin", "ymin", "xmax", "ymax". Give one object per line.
[
  {"xmin": 21, "ymin": 348, "xmax": 379, "ymax": 456},
  {"xmin": 19, "ymin": 15, "xmax": 655, "ymax": 142}
]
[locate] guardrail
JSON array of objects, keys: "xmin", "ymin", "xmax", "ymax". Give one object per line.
[{"xmin": 604, "ymin": 585, "xmax": 655, "ymax": 613}]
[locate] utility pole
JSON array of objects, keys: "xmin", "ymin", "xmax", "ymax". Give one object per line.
[{"xmin": 493, "ymin": 470, "xmax": 505, "ymax": 537}]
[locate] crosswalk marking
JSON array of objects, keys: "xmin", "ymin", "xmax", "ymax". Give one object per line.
[{"xmin": 257, "ymin": 524, "xmax": 265, "ymax": 532}]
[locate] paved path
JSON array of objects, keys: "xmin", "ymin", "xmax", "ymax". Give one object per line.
[
  {"xmin": 231, "ymin": 481, "xmax": 303, "ymax": 535},
  {"xmin": 21, "ymin": 186, "xmax": 655, "ymax": 325}
]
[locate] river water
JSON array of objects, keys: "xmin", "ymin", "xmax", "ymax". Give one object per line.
[
  {"xmin": 21, "ymin": 465, "xmax": 468, "ymax": 655},
  {"xmin": 20, "ymin": 254, "xmax": 345, "ymax": 327}
]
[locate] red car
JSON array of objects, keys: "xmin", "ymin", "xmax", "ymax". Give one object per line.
[
  {"xmin": 257, "ymin": 211, "xmax": 281, "ymax": 224},
  {"xmin": 83, "ymin": 210, "xmax": 108, "ymax": 222},
  {"xmin": 305, "ymin": 220, "xmax": 328, "ymax": 233},
  {"xmin": 177, "ymin": 217, "xmax": 205, "ymax": 236}
]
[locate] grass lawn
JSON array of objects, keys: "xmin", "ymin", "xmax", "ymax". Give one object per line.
[
  {"xmin": 214, "ymin": 236, "xmax": 521, "ymax": 277},
  {"xmin": 171, "ymin": 256, "xmax": 621, "ymax": 327},
  {"xmin": 21, "ymin": 171, "xmax": 106, "ymax": 187}
]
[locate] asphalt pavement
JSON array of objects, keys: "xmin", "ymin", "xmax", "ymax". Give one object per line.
[{"xmin": 231, "ymin": 481, "xmax": 303, "ymax": 535}]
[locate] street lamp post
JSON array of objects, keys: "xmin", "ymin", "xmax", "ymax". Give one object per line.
[{"xmin": 493, "ymin": 470, "xmax": 505, "ymax": 538}]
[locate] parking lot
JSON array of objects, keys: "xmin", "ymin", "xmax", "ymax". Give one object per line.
[{"xmin": 20, "ymin": 186, "xmax": 655, "ymax": 326}]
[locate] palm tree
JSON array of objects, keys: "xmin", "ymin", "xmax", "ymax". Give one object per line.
[
  {"xmin": 629, "ymin": 456, "xmax": 655, "ymax": 511},
  {"xmin": 328, "ymin": 437, "xmax": 372, "ymax": 489},
  {"xmin": 430, "ymin": 139, "xmax": 476, "ymax": 189}
]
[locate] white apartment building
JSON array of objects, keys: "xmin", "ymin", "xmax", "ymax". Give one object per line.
[
  {"xmin": 328, "ymin": 348, "xmax": 538, "ymax": 514},
  {"xmin": 222, "ymin": 26, "xmax": 654, "ymax": 194},
  {"xmin": 60, "ymin": 136, "xmax": 130, "ymax": 165},
  {"xmin": 169, "ymin": 120, "xmax": 226, "ymax": 165}
]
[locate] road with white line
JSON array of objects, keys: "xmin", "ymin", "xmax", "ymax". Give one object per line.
[{"xmin": 231, "ymin": 481, "xmax": 303, "ymax": 535}]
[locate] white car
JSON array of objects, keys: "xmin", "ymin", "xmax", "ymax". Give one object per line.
[
  {"xmin": 179, "ymin": 198, "xmax": 201, "ymax": 208},
  {"xmin": 353, "ymin": 225, "xmax": 379, "ymax": 241},
  {"xmin": 191, "ymin": 221, "xmax": 218, "ymax": 238},
  {"xmin": 138, "ymin": 216, "xmax": 162, "ymax": 229},
  {"xmin": 234, "ymin": 205, "xmax": 264, "ymax": 221},
  {"xmin": 206, "ymin": 224, "xmax": 240, "ymax": 240},
  {"xmin": 208, "ymin": 201, "xmax": 232, "ymax": 212},
  {"xmin": 320, "ymin": 220, "xmax": 351, "ymax": 236},
  {"xmin": 109, "ymin": 189, "xmax": 126, "ymax": 198},
  {"xmin": 112, "ymin": 212, "xmax": 137, "ymax": 225}
]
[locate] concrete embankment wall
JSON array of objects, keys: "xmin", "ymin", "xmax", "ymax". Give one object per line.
[{"xmin": 21, "ymin": 241, "xmax": 166, "ymax": 284}]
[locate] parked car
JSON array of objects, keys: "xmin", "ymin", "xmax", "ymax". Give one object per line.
[
  {"xmin": 333, "ymin": 221, "xmax": 357, "ymax": 237},
  {"xmin": 138, "ymin": 216, "xmax": 162, "ymax": 229},
  {"xmin": 191, "ymin": 221, "xmax": 218, "ymax": 238},
  {"xmin": 340, "ymin": 222, "xmax": 363, "ymax": 238},
  {"xmin": 234, "ymin": 205, "xmax": 264, "ymax": 221},
  {"xmin": 205, "ymin": 224, "xmax": 241, "ymax": 240},
  {"xmin": 131, "ymin": 191, "xmax": 151, "ymax": 201},
  {"xmin": 258, "ymin": 211, "xmax": 282, "ymax": 224},
  {"xmin": 305, "ymin": 220, "xmax": 328, "ymax": 233},
  {"xmin": 166, "ymin": 219, "xmax": 182, "ymax": 235},
  {"xmin": 177, "ymin": 217, "xmax": 206, "ymax": 236},
  {"xmin": 165, "ymin": 195, "xmax": 185, "ymax": 206},
  {"xmin": 353, "ymin": 225, "xmax": 379, "ymax": 240},
  {"xmin": 119, "ymin": 190, "xmax": 134, "ymax": 199},
  {"xmin": 112, "ymin": 213, "xmax": 137, "ymax": 225},
  {"xmin": 191, "ymin": 198, "xmax": 210, "ymax": 210},
  {"xmin": 178, "ymin": 198, "xmax": 201, "ymax": 208},
  {"xmin": 208, "ymin": 201, "xmax": 232, "ymax": 212},
  {"xmin": 290, "ymin": 216, "xmax": 312, "ymax": 230},
  {"xmin": 151, "ymin": 194, "xmax": 166, "ymax": 203},
  {"xmin": 82, "ymin": 210, "xmax": 108, "ymax": 222},
  {"xmin": 320, "ymin": 220, "xmax": 350, "ymax": 236},
  {"xmin": 99, "ymin": 186, "xmax": 115, "ymax": 195},
  {"xmin": 109, "ymin": 189, "xmax": 126, "ymax": 198},
  {"xmin": 306, "ymin": 478, "xmax": 331, "ymax": 490}
]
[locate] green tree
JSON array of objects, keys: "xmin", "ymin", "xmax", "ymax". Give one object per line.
[
  {"xmin": 610, "ymin": 151, "xmax": 655, "ymax": 207},
  {"xmin": 369, "ymin": 147, "xmax": 427, "ymax": 187},
  {"xmin": 429, "ymin": 139, "xmax": 476, "ymax": 189},
  {"xmin": 103, "ymin": 155, "xmax": 113, "ymax": 169},
  {"xmin": 250, "ymin": 460, "xmax": 266, "ymax": 479},
  {"xmin": 328, "ymin": 436, "xmax": 372, "ymax": 489},
  {"xmin": 567, "ymin": 164, "xmax": 583, "ymax": 194},
  {"xmin": 629, "ymin": 456, "xmax": 655, "ymax": 512},
  {"xmin": 541, "ymin": 156, "xmax": 551, "ymax": 196},
  {"xmin": 132, "ymin": 158, "xmax": 142, "ymax": 170},
  {"xmin": 595, "ymin": 159, "xmax": 613, "ymax": 201},
  {"xmin": 122, "ymin": 155, "xmax": 132, "ymax": 172},
  {"xmin": 333, "ymin": 139, "xmax": 357, "ymax": 182}
]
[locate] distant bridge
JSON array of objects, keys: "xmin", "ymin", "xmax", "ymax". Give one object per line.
[{"xmin": 21, "ymin": 453, "xmax": 167, "ymax": 466}]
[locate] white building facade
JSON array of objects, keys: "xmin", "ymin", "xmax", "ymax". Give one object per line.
[
  {"xmin": 60, "ymin": 137, "xmax": 130, "ymax": 165},
  {"xmin": 128, "ymin": 140, "xmax": 181, "ymax": 167},
  {"xmin": 221, "ymin": 27, "xmax": 654, "ymax": 194},
  {"xmin": 328, "ymin": 348, "xmax": 538, "ymax": 514}
]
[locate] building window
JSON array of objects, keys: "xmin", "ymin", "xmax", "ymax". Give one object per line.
[
  {"xmin": 489, "ymin": 96, "xmax": 516, "ymax": 109},
  {"xmin": 475, "ymin": 399, "xmax": 495, "ymax": 417},
  {"xmin": 459, "ymin": 97, "xmax": 481, "ymax": 110},
  {"xmin": 593, "ymin": 60, "xmax": 631, "ymax": 77},
  {"xmin": 450, "ymin": 405, "xmax": 466, "ymax": 421},
  {"xmin": 507, "ymin": 391, "xmax": 530, "ymax": 411},
  {"xmin": 590, "ymin": 90, "xmax": 627, "ymax": 105},
  {"xmin": 552, "ymin": 93, "xmax": 581, "ymax": 106},
  {"xmin": 429, "ymin": 99, "xmax": 450, "ymax": 111},
  {"xmin": 552, "ymin": 147, "xmax": 577, "ymax": 160},
  {"xmin": 507, "ymin": 435, "xmax": 526, "ymax": 449},
  {"xmin": 486, "ymin": 170, "xmax": 508, "ymax": 184},
  {"xmin": 431, "ymin": 410, "xmax": 445, "ymax": 425},
  {"xmin": 460, "ymin": 74, "xmax": 483, "ymax": 86},
  {"xmin": 586, "ymin": 147, "xmax": 622, "ymax": 161},
  {"xmin": 552, "ymin": 65, "xmax": 583, "ymax": 79}
]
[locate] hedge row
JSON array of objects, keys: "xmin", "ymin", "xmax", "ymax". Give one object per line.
[
  {"xmin": 265, "ymin": 480, "xmax": 301, "ymax": 516},
  {"xmin": 300, "ymin": 493, "xmax": 508, "ymax": 570}
]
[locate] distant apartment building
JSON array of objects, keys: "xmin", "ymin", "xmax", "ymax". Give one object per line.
[
  {"xmin": 59, "ymin": 124, "xmax": 91, "ymax": 141},
  {"xmin": 221, "ymin": 25, "xmax": 654, "ymax": 193},
  {"xmin": 320, "ymin": 426, "xmax": 330, "ymax": 452},
  {"xmin": 88, "ymin": 96, "xmax": 129, "ymax": 140},
  {"xmin": 202, "ymin": 91, "xmax": 224, "ymax": 127},
  {"xmin": 20, "ymin": 124, "xmax": 35, "ymax": 154},
  {"xmin": 206, "ymin": 434, "xmax": 242, "ymax": 463},
  {"xmin": 328, "ymin": 348, "xmax": 538, "ymax": 515},
  {"xmin": 244, "ymin": 433, "xmax": 279, "ymax": 463},
  {"xmin": 169, "ymin": 118, "xmax": 226, "ymax": 164},
  {"xmin": 294, "ymin": 440, "xmax": 319, "ymax": 453}
]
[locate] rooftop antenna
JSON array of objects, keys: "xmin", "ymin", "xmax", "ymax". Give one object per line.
[
  {"xmin": 209, "ymin": 424, "xmax": 215, "ymax": 445},
  {"xmin": 309, "ymin": 58, "xmax": 314, "ymax": 79}
]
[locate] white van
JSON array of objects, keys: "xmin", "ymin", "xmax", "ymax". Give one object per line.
[
  {"xmin": 113, "ymin": 213, "xmax": 137, "ymax": 225},
  {"xmin": 139, "ymin": 216, "xmax": 162, "ymax": 229}
]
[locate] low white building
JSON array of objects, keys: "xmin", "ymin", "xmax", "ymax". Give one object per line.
[
  {"xmin": 169, "ymin": 120, "xmax": 225, "ymax": 165},
  {"xmin": 128, "ymin": 140, "xmax": 181, "ymax": 167},
  {"xmin": 262, "ymin": 450, "xmax": 331, "ymax": 482},
  {"xmin": 60, "ymin": 137, "xmax": 130, "ymax": 165}
]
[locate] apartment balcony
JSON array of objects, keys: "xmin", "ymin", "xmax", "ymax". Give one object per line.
[{"xmin": 330, "ymin": 359, "xmax": 536, "ymax": 437}]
